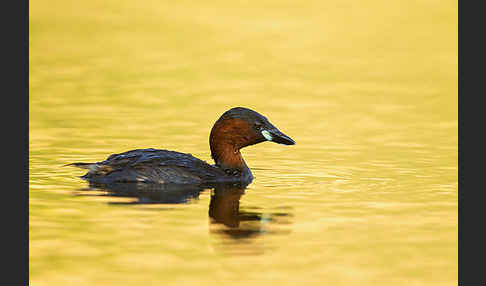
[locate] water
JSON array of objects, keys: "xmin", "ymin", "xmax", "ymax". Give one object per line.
[{"xmin": 29, "ymin": 1, "xmax": 457, "ymax": 285}]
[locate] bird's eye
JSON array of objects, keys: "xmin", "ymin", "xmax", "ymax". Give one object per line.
[{"xmin": 254, "ymin": 122, "xmax": 263, "ymax": 130}]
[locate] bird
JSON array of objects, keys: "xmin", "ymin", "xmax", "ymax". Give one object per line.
[{"xmin": 67, "ymin": 107, "xmax": 295, "ymax": 185}]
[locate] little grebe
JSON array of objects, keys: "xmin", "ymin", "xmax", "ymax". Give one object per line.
[{"xmin": 68, "ymin": 107, "xmax": 295, "ymax": 184}]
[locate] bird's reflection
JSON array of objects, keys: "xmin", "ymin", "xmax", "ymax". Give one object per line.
[{"xmin": 77, "ymin": 181, "xmax": 292, "ymax": 244}]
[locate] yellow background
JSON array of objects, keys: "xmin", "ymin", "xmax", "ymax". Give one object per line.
[{"xmin": 30, "ymin": 1, "xmax": 457, "ymax": 285}]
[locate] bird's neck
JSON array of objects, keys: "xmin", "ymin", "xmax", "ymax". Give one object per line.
[
  {"xmin": 212, "ymin": 144, "xmax": 249, "ymax": 173},
  {"xmin": 209, "ymin": 119, "xmax": 252, "ymax": 176}
]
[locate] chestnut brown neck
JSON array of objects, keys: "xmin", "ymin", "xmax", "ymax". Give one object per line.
[{"xmin": 209, "ymin": 118, "xmax": 258, "ymax": 175}]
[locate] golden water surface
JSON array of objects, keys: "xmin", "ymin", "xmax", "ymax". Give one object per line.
[{"xmin": 29, "ymin": 1, "xmax": 457, "ymax": 285}]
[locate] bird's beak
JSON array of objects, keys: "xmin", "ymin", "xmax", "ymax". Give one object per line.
[{"xmin": 261, "ymin": 128, "xmax": 296, "ymax": 145}]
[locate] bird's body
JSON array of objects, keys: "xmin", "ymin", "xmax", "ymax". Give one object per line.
[{"xmin": 70, "ymin": 148, "xmax": 250, "ymax": 185}]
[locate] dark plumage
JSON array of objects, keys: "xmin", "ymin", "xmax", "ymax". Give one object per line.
[{"xmin": 69, "ymin": 148, "xmax": 228, "ymax": 184}]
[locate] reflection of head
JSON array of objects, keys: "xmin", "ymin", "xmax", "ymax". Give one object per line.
[
  {"xmin": 208, "ymin": 182, "xmax": 268, "ymax": 240},
  {"xmin": 208, "ymin": 183, "xmax": 247, "ymax": 228},
  {"xmin": 208, "ymin": 182, "xmax": 293, "ymax": 245}
]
